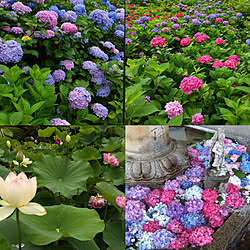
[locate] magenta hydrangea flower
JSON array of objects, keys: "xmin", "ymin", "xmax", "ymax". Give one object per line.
[
  {"xmin": 212, "ymin": 61, "xmax": 225, "ymax": 68},
  {"xmin": 179, "ymin": 77, "xmax": 203, "ymax": 94},
  {"xmin": 202, "ymin": 189, "xmax": 218, "ymax": 203},
  {"xmin": 68, "ymin": 87, "xmax": 91, "ymax": 109},
  {"xmin": 61, "ymin": 22, "xmax": 78, "ymax": 34},
  {"xmin": 228, "ymin": 55, "xmax": 240, "ymax": 61},
  {"xmin": 150, "ymin": 37, "xmax": 166, "ymax": 47},
  {"xmin": 160, "ymin": 190, "xmax": 176, "ymax": 204},
  {"xmin": 197, "ymin": 55, "xmax": 213, "ymax": 64},
  {"xmin": 225, "ymin": 195, "xmax": 245, "ymax": 209},
  {"xmin": 208, "ymin": 215, "xmax": 224, "ymax": 228},
  {"xmin": 202, "ymin": 203, "xmax": 221, "ymax": 218},
  {"xmin": 35, "ymin": 11, "xmax": 58, "ymax": 28},
  {"xmin": 189, "ymin": 226, "xmax": 214, "ymax": 246},
  {"xmin": 226, "ymin": 183, "xmax": 239, "ymax": 195},
  {"xmin": 192, "ymin": 113, "xmax": 204, "ymax": 125},
  {"xmin": 145, "ymin": 189, "xmax": 162, "ymax": 207},
  {"xmin": 143, "ymin": 221, "xmax": 162, "ymax": 233},
  {"xmin": 165, "ymin": 101, "xmax": 183, "ymax": 119},
  {"xmin": 215, "ymin": 38, "xmax": 226, "ymax": 44},
  {"xmin": 166, "ymin": 219, "xmax": 184, "ymax": 233},
  {"xmin": 180, "ymin": 38, "xmax": 191, "ymax": 46},
  {"xmin": 224, "ymin": 59, "xmax": 238, "ymax": 69}
]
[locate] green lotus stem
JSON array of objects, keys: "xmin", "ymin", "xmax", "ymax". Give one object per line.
[
  {"xmin": 16, "ymin": 209, "xmax": 21, "ymax": 250},
  {"xmin": 104, "ymin": 202, "xmax": 108, "ymax": 222}
]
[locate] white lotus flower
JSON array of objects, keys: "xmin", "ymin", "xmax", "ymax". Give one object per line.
[{"xmin": 0, "ymin": 172, "xmax": 46, "ymax": 221}]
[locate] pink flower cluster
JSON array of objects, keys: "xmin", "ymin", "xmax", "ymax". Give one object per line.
[
  {"xmin": 212, "ymin": 61, "xmax": 225, "ymax": 68},
  {"xmin": 165, "ymin": 100, "xmax": 183, "ymax": 119},
  {"xmin": 35, "ymin": 10, "xmax": 58, "ymax": 28},
  {"xmin": 192, "ymin": 113, "xmax": 204, "ymax": 125},
  {"xmin": 32, "ymin": 0, "xmax": 45, "ymax": 3},
  {"xmin": 143, "ymin": 221, "xmax": 162, "ymax": 232},
  {"xmin": 235, "ymin": 145, "xmax": 247, "ymax": 153},
  {"xmin": 45, "ymin": 30, "xmax": 55, "ymax": 38},
  {"xmin": 160, "ymin": 189, "xmax": 176, "ymax": 204},
  {"xmin": 180, "ymin": 38, "xmax": 191, "ymax": 46},
  {"xmin": 195, "ymin": 33, "xmax": 208, "ymax": 43},
  {"xmin": 116, "ymin": 195, "xmax": 126, "ymax": 211},
  {"xmin": 197, "ymin": 55, "xmax": 213, "ymax": 64},
  {"xmin": 11, "ymin": 27, "xmax": 24, "ymax": 34},
  {"xmin": 166, "ymin": 219, "xmax": 184, "ymax": 233},
  {"xmin": 226, "ymin": 183, "xmax": 239, "ymax": 195},
  {"xmin": 88, "ymin": 193, "xmax": 106, "ymax": 208},
  {"xmin": 215, "ymin": 38, "xmax": 226, "ymax": 45},
  {"xmin": 215, "ymin": 18, "xmax": 223, "ymax": 22},
  {"xmin": 202, "ymin": 203, "xmax": 221, "ymax": 218},
  {"xmin": 103, "ymin": 153, "xmax": 119, "ymax": 167},
  {"xmin": 144, "ymin": 189, "xmax": 162, "ymax": 207},
  {"xmin": 179, "ymin": 76, "xmax": 203, "ymax": 94},
  {"xmin": 208, "ymin": 215, "xmax": 224, "ymax": 228},
  {"xmin": 228, "ymin": 55, "xmax": 240, "ymax": 61},
  {"xmin": 189, "ymin": 226, "xmax": 214, "ymax": 246},
  {"xmin": 61, "ymin": 23, "xmax": 78, "ymax": 35},
  {"xmin": 12, "ymin": 2, "xmax": 32, "ymax": 15},
  {"xmin": 150, "ymin": 36, "xmax": 166, "ymax": 47},
  {"xmin": 225, "ymin": 195, "xmax": 245, "ymax": 209},
  {"xmin": 60, "ymin": 60, "xmax": 74, "ymax": 70},
  {"xmin": 202, "ymin": 189, "xmax": 218, "ymax": 203},
  {"xmin": 224, "ymin": 59, "xmax": 238, "ymax": 69}
]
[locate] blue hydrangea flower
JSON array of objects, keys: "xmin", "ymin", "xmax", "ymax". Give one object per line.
[
  {"xmin": 181, "ymin": 180, "xmax": 194, "ymax": 190},
  {"xmin": 180, "ymin": 212, "xmax": 206, "ymax": 228},
  {"xmin": 229, "ymin": 149, "xmax": 241, "ymax": 155},
  {"xmin": 241, "ymin": 161, "xmax": 250, "ymax": 173},
  {"xmin": 64, "ymin": 11, "xmax": 77, "ymax": 22},
  {"xmin": 152, "ymin": 230, "xmax": 176, "ymax": 249},
  {"xmin": 246, "ymin": 39, "xmax": 250, "ymax": 46},
  {"xmin": 241, "ymin": 178, "xmax": 250, "ymax": 187},
  {"xmin": 92, "ymin": 103, "xmax": 108, "ymax": 120},
  {"xmin": 114, "ymin": 30, "xmax": 124, "ymax": 37},
  {"xmin": 89, "ymin": 9, "xmax": 110, "ymax": 27},
  {"xmin": 185, "ymin": 185, "xmax": 203, "ymax": 200},
  {"xmin": 0, "ymin": 40, "xmax": 23, "ymax": 64},
  {"xmin": 125, "ymin": 232, "xmax": 136, "ymax": 246},
  {"xmin": 96, "ymin": 82, "xmax": 111, "ymax": 98},
  {"xmin": 74, "ymin": 4, "xmax": 86, "ymax": 17},
  {"xmin": 89, "ymin": 46, "xmax": 109, "ymax": 61}
]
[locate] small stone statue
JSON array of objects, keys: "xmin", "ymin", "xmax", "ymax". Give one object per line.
[{"xmin": 209, "ymin": 128, "xmax": 228, "ymax": 176}]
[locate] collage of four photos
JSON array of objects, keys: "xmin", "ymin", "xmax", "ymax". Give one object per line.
[{"xmin": 0, "ymin": 0, "xmax": 249, "ymax": 249}]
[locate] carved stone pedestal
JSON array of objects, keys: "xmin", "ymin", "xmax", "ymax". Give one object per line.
[{"xmin": 126, "ymin": 126, "xmax": 190, "ymax": 188}]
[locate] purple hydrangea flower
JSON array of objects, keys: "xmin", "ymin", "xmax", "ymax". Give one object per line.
[
  {"xmin": 139, "ymin": 16, "xmax": 149, "ymax": 22},
  {"xmin": 166, "ymin": 202, "xmax": 186, "ymax": 220},
  {"xmin": 89, "ymin": 46, "xmax": 109, "ymax": 61},
  {"xmin": 89, "ymin": 67, "xmax": 105, "ymax": 85},
  {"xmin": 92, "ymin": 103, "xmax": 108, "ymax": 120},
  {"xmin": 68, "ymin": 87, "xmax": 91, "ymax": 109},
  {"xmin": 64, "ymin": 11, "xmax": 77, "ymax": 22},
  {"xmin": 152, "ymin": 229, "xmax": 177, "ymax": 249},
  {"xmin": 52, "ymin": 69, "xmax": 65, "ymax": 82},
  {"xmin": 192, "ymin": 19, "xmax": 201, "ymax": 25},
  {"xmin": 185, "ymin": 198, "xmax": 204, "ymax": 213},
  {"xmin": 96, "ymin": 82, "xmax": 112, "ymax": 98},
  {"xmin": 0, "ymin": 40, "xmax": 23, "ymax": 64},
  {"xmin": 89, "ymin": 9, "xmax": 110, "ymax": 27},
  {"xmin": 11, "ymin": 27, "xmax": 24, "ymax": 34},
  {"xmin": 71, "ymin": 0, "xmax": 83, "ymax": 7},
  {"xmin": 60, "ymin": 60, "xmax": 74, "ymax": 70},
  {"xmin": 44, "ymin": 74, "xmax": 55, "ymax": 85},
  {"xmin": 126, "ymin": 200, "xmax": 145, "ymax": 223},
  {"xmin": 101, "ymin": 41, "xmax": 115, "ymax": 49},
  {"xmin": 50, "ymin": 118, "xmax": 71, "ymax": 126},
  {"xmin": 114, "ymin": 30, "xmax": 124, "ymax": 37},
  {"xmin": 127, "ymin": 185, "xmax": 151, "ymax": 200},
  {"xmin": 164, "ymin": 180, "xmax": 180, "ymax": 191}
]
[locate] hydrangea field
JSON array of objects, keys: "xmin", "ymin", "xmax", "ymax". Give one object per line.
[
  {"xmin": 0, "ymin": 126, "xmax": 125, "ymax": 249},
  {"xmin": 0, "ymin": 0, "xmax": 124, "ymax": 125},
  {"xmin": 125, "ymin": 0, "xmax": 250, "ymax": 125},
  {"xmin": 125, "ymin": 136, "xmax": 250, "ymax": 249}
]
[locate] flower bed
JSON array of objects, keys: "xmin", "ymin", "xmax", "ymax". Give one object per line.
[
  {"xmin": 125, "ymin": 136, "xmax": 250, "ymax": 249},
  {"xmin": 0, "ymin": 0, "xmax": 124, "ymax": 125},
  {"xmin": 125, "ymin": 0, "xmax": 250, "ymax": 125},
  {"xmin": 0, "ymin": 126, "xmax": 125, "ymax": 248}
]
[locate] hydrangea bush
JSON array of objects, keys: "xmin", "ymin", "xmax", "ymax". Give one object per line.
[
  {"xmin": 0, "ymin": 0, "xmax": 124, "ymax": 125},
  {"xmin": 125, "ymin": 0, "xmax": 250, "ymax": 125},
  {"xmin": 125, "ymin": 135, "xmax": 250, "ymax": 249},
  {"xmin": 0, "ymin": 126, "xmax": 125, "ymax": 248}
]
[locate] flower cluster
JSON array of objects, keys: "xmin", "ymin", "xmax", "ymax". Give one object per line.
[{"xmin": 180, "ymin": 77, "xmax": 203, "ymax": 94}]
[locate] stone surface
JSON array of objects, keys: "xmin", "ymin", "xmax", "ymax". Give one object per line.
[{"xmin": 126, "ymin": 126, "xmax": 190, "ymax": 188}]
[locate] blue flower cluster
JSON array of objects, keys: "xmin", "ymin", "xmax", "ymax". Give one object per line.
[
  {"xmin": 184, "ymin": 185, "xmax": 203, "ymax": 200},
  {"xmin": 181, "ymin": 180, "xmax": 194, "ymax": 190},
  {"xmin": 0, "ymin": 40, "xmax": 23, "ymax": 64},
  {"xmin": 152, "ymin": 229, "xmax": 176, "ymax": 249},
  {"xmin": 180, "ymin": 212, "xmax": 206, "ymax": 229},
  {"xmin": 89, "ymin": 9, "xmax": 110, "ymax": 27},
  {"xmin": 91, "ymin": 103, "xmax": 108, "ymax": 120},
  {"xmin": 241, "ymin": 161, "xmax": 250, "ymax": 174},
  {"xmin": 90, "ymin": 46, "xmax": 109, "ymax": 61}
]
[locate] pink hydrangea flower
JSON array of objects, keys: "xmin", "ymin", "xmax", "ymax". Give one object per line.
[
  {"xmin": 116, "ymin": 195, "xmax": 126, "ymax": 211},
  {"xmin": 165, "ymin": 101, "xmax": 183, "ymax": 119},
  {"xmin": 160, "ymin": 189, "xmax": 176, "ymax": 204},
  {"xmin": 228, "ymin": 55, "xmax": 240, "ymax": 61},
  {"xmin": 180, "ymin": 37, "xmax": 191, "ymax": 46},
  {"xmin": 230, "ymin": 154, "xmax": 239, "ymax": 163},
  {"xmin": 225, "ymin": 162, "xmax": 240, "ymax": 175},
  {"xmin": 215, "ymin": 18, "xmax": 223, "ymax": 22},
  {"xmin": 202, "ymin": 203, "xmax": 221, "ymax": 218},
  {"xmin": 179, "ymin": 76, "xmax": 203, "ymax": 94},
  {"xmin": 103, "ymin": 153, "xmax": 119, "ymax": 167},
  {"xmin": 35, "ymin": 10, "xmax": 58, "ymax": 28},
  {"xmin": 143, "ymin": 221, "xmax": 162, "ymax": 232},
  {"xmin": 202, "ymin": 189, "xmax": 218, "ymax": 203},
  {"xmin": 194, "ymin": 32, "xmax": 202, "ymax": 38},
  {"xmin": 60, "ymin": 60, "xmax": 74, "ymax": 70},
  {"xmin": 212, "ymin": 61, "xmax": 225, "ymax": 68},
  {"xmin": 170, "ymin": 239, "xmax": 188, "ymax": 250},
  {"xmin": 209, "ymin": 215, "xmax": 224, "ymax": 228},
  {"xmin": 226, "ymin": 183, "xmax": 239, "ymax": 195},
  {"xmin": 12, "ymin": 2, "xmax": 32, "ymax": 15},
  {"xmin": 162, "ymin": 27, "xmax": 169, "ymax": 32},
  {"xmin": 61, "ymin": 23, "xmax": 78, "ymax": 34},
  {"xmin": 88, "ymin": 193, "xmax": 106, "ymax": 208},
  {"xmin": 225, "ymin": 195, "xmax": 245, "ymax": 209},
  {"xmin": 150, "ymin": 36, "xmax": 166, "ymax": 47},
  {"xmin": 45, "ymin": 30, "xmax": 55, "ymax": 38},
  {"xmin": 192, "ymin": 113, "xmax": 204, "ymax": 125},
  {"xmin": 197, "ymin": 55, "xmax": 213, "ymax": 64},
  {"xmin": 111, "ymin": 48, "xmax": 119, "ymax": 54},
  {"xmin": 174, "ymin": 37, "xmax": 180, "ymax": 41},
  {"xmin": 215, "ymin": 38, "xmax": 226, "ymax": 44},
  {"xmin": 32, "ymin": 0, "xmax": 45, "ymax": 3},
  {"xmin": 145, "ymin": 189, "xmax": 162, "ymax": 207},
  {"xmin": 11, "ymin": 27, "xmax": 24, "ymax": 34},
  {"xmin": 196, "ymin": 35, "xmax": 208, "ymax": 42},
  {"xmin": 235, "ymin": 145, "xmax": 247, "ymax": 153},
  {"xmin": 188, "ymin": 148, "xmax": 201, "ymax": 158},
  {"xmin": 166, "ymin": 219, "xmax": 184, "ymax": 233},
  {"xmin": 224, "ymin": 59, "xmax": 238, "ymax": 69},
  {"xmin": 189, "ymin": 226, "xmax": 214, "ymax": 246}
]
